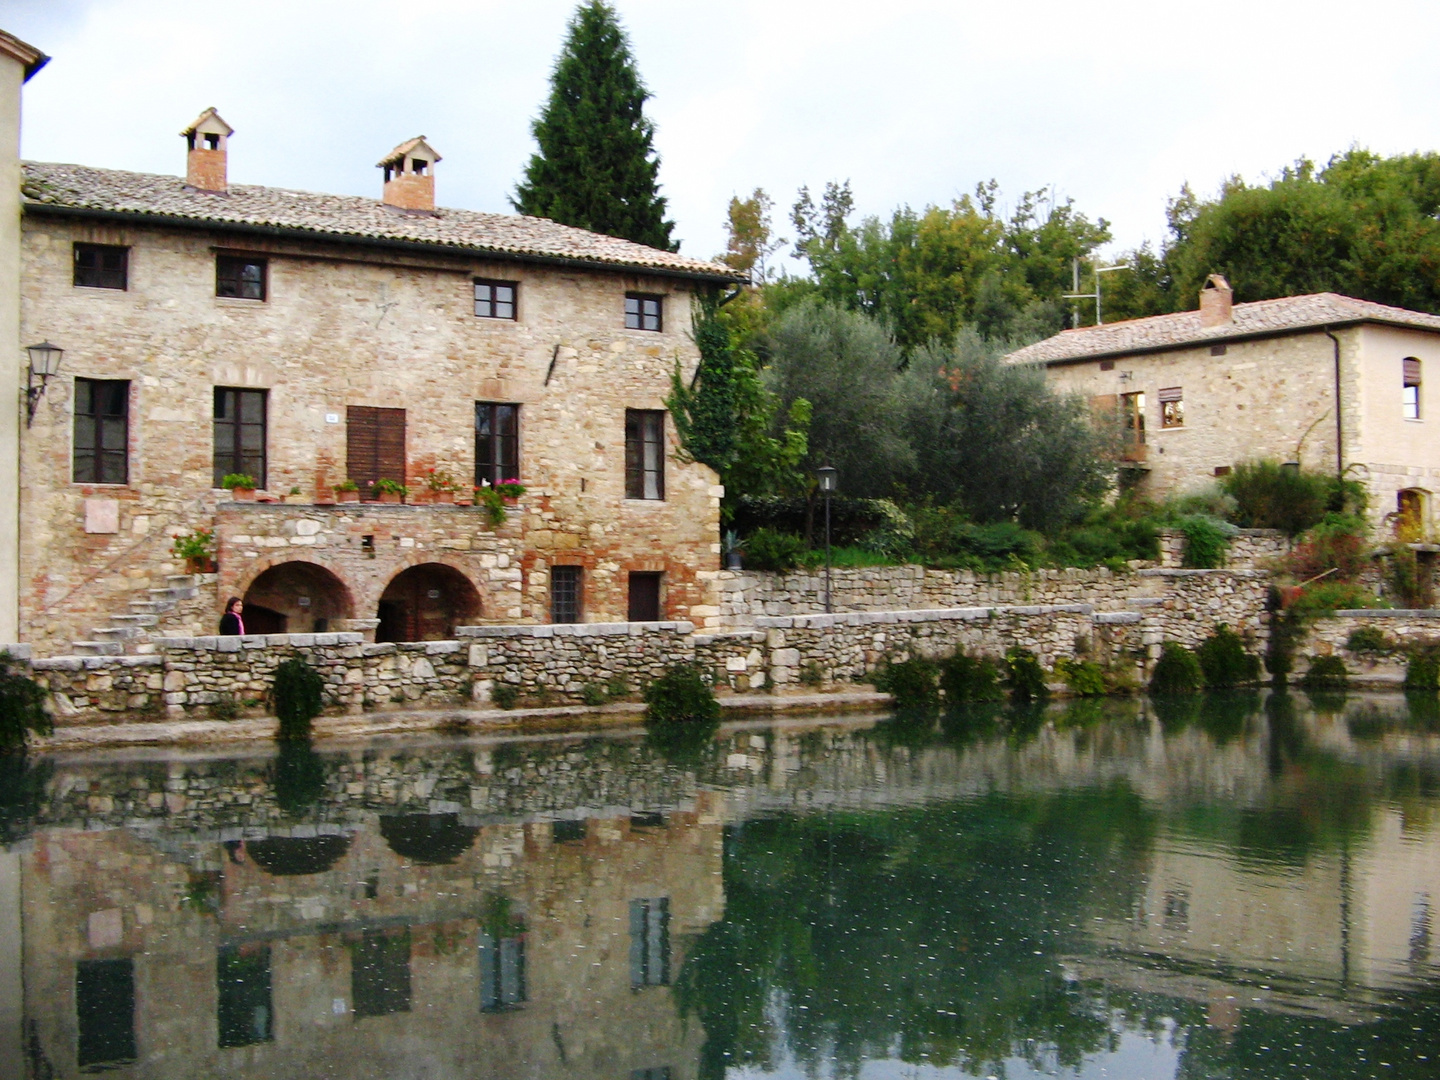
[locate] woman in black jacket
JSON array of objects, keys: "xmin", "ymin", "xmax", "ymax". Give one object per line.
[{"xmin": 218, "ymin": 597, "xmax": 245, "ymax": 636}]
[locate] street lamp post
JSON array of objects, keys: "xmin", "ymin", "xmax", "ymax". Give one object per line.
[{"xmin": 817, "ymin": 465, "xmax": 838, "ymax": 614}]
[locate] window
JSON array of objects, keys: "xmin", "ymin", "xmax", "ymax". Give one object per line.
[
  {"xmin": 1159, "ymin": 386, "xmax": 1183, "ymax": 428},
  {"xmin": 1210, "ymin": 344, "xmax": 1227, "ymax": 357},
  {"xmin": 479, "ymin": 932, "xmax": 526, "ymax": 1012},
  {"xmin": 1099, "ymin": 359, "xmax": 1115, "ymax": 372},
  {"xmin": 216, "ymin": 255, "xmax": 267, "ymax": 300},
  {"xmin": 629, "ymin": 897, "xmax": 670, "ymax": 987},
  {"xmin": 624, "ymin": 293, "xmax": 663, "ymax": 332},
  {"xmin": 474, "ymin": 279, "xmax": 517, "ymax": 320},
  {"xmin": 1405, "ymin": 357, "xmax": 1422, "ymax": 420},
  {"xmin": 625, "ymin": 410, "xmax": 665, "ymax": 500},
  {"xmin": 475, "ymin": 403, "xmax": 520, "ymax": 486},
  {"xmin": 217, "ymin": 945, "xmax": 273, "ymax": 1048},
  {"xmin": 213, "ymin": 388, "xmax": 267, "ymax": 488},
  {"xmin": 76, "ymin": 958, "xmax": 136, "ymax": 1069},
  {"xmin": 351, "ymin": 930, "xmax": 411, "ymax": 1018},
  {"xmin": 551, "ymin": 565, "xmax": 582, "ymax": 624},
  {"xmin": 73, "ymin": 243, "xmax": 128, "ymax": 290},
  {"xmin": 1120, "ymin": 391, "xmax": 1146, "ymax": 448},
  {"xmin": 628, "ymin": 572, "xmax": 662, "ymax": 622},
  {"xmin": 552, "ymin": 819, "xmax": 586, "ymax": 843},
  {"xmin": 346, "ymin": 406, "xmax": 406, "ymax": 490},
  {"xmin": 73, "ymin": 378, "xmax": 130, "ymax": 484}
]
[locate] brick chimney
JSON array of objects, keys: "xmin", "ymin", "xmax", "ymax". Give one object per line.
[
  {"xmin": 182, "ymin": 108, "xmax": 233, "ymax": 193},
  {"xmin": 378, "ymin": 137, "xmax": 441, "ymax": 212},
  {"xmin": 1199, "ymin": 273, "xmax": 1233, "ymax": 327}
]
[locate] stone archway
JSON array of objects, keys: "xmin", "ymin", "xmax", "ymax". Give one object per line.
[
  {"xmin": 376, "ymin": 563, "xmax": 482, "ymax": 642},
  {"xmin": 242, "ymin": 561, "xmax": 354, "ymax": 635}
]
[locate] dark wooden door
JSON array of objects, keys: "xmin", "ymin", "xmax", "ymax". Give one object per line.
[
  {"xmin": 346, "ymin": 406, "xmax": 406, "ymax": 489},
  {"xmin": 627, "ymin": 572, "xmax": 662, "ymax": 622}
]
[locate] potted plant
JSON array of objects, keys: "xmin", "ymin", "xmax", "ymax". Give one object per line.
[
  {"xmin": 724, "ymin": 530, "xmax": 745, "ymax": 571},
  {"xmin": 424, "ymin": 466, "xmax": 461, "ymax": 504},
  {"xmin": 283, "ymin": 485, "xmax": 307, "ymax": 505},
  {"xmin": 495, "ymin": 478, "xmax": 526, "ymax": 504},
  {"xmin": 333, "ymin": 479, "xmax": 361, "ymax": 504},
  {"xmin": 474, "ymin": 480, "xmax": 525, "ymax": 525},
  {"xmin": 371, "ymin": 478, "xmax": 408, "ymax": 504},
  {"xmin": 221, "ymin": 473, "xmax": 258, "ymax": 501},
  {"xmin": 171, "ymin": 526, "xmax": 217, "ymax": 574}
]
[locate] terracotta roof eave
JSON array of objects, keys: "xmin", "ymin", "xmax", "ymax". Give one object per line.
[
  {"xmin": 1020, "ymin": 320, "xmax": 1405, "ymax": 367},
  {"xmin": 22, "ymin": 200, "xmax": 749, "ymax": 285}
]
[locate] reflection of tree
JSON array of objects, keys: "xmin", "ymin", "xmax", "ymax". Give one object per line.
[
  {"xmin": 272, "ymin": 741, "xmax": 327, "ymax": 816},
  {"xmin": 0, "ymin": 753, "xmax": 51, "ymax": 846},
  {"xmin": 676, "ymin": 788, "xmax": 1157, "ymax": 1079}
]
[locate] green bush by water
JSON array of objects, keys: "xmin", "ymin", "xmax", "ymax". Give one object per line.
[
  {"xmin": 0, "ymin": 651, "xmax": 50, "ymax": 754},
  {"xmin": 1150, "ymin": 642, "xmax": 1204, "ymax": 696},
  {"xmin": 644, "ymin": 663, "xmax": 721, "ymax": 725},
  {"xmin": 1300, "ymin": 655, "xmax": 1350, "ymax": 691},
  {"xmin": 1405, "ymin": 648, "xmax": 1440, "ymax": 691},
  {"xmin": 1005, "ymin": 647, "xmax": 1049, "ymax": 703},
  {"xmin": 1346, "ymin": 627, "xmax": 1395, "ymax": 655},
  {"xmin": 872, "ymin": 657, "xmax": 940, "ymax": 709},
  {"xmin": 272, "ymin": 657, "xmax": 325, "ymax": 740},
  {"xmin": 1054, "ymin": 656, "xmax": 1108, "ymax": 696},
  {"xmin": 1196, "ymin": 625, "xmax": 1261, "ymax": 688},
  {"xmin": 938, "ymin": 651, "xmax": 1002, "ymax": 703}
]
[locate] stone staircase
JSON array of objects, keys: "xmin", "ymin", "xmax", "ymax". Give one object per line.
[{"xmin": 71, "ymin": 574, "xmax": 203, "ymax": 656}]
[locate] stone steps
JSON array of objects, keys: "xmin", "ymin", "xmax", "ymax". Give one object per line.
[{"xmin": 73, "ymin": 574, "xmax": 202, "ymax": 656}]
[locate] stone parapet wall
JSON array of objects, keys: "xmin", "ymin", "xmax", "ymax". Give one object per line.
[{"xmin": 1157, "ymin": 528, "xmax": 1290, "ymax": 570}]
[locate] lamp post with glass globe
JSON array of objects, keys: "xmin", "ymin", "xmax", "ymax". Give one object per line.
[{"xmin": 817, "ymin": 465, "xmax": 837, "ymax": 613}]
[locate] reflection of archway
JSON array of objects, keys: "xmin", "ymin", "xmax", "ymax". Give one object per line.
[
  {"xmin": 243, "ymin": 562, "xmax": 354, "ymax": 635},
  {"xmin": 246, "ymin": 834, "xmax": 351, "ymax": 876},
  {"xmin": 377, "ymin": 563, "xmax": 481, "ymax": 642},
  {"xmin": 379, "ymin": 814, "xmax": 479, "ymax": 865}
]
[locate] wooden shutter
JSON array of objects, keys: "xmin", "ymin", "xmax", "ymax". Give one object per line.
[{"xmin": 346, "ymin": 406, "xmax": 406, "ymax": 486}]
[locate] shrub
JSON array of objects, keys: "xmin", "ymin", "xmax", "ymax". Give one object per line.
[
  {"xmin": 938, "ymin": 651, "xmax": 1003, "ymax": 703},
  {"xmin": 272, "ymin": 657, "xmax": 325, "ymax": 740},
  {"xmin": 1346, "ymin": 626, "xmax": 1395, "ymax": 655},
  {"xmin": 1265, "ymin": 594, "xmax": 1303, "ymax": 684},
  {"xmin": 643, "ymin": 663, "xmax": 721, "ymax": 725},
  {"xmin": 579, "ymin": 682, "xmax": 609, "ymax": 707},
  {"xmin": 799, "ymin": 660, "xmax": 824, "ymax": 687},
  {"xmin": 1288, "ymin": 581, "xmax": 1384, "ymax": 617},
  {"xmin": 872, "ymin": 657, "xmax": 940, "ymax": 709},
  {"xmin": 1177, "ymin": 515, "xmax": 1231, "ymax": 569},
  {"xmin": 0, "ymin": 652, "xmax": 50, "ymax": 754},
  {"xmin": 1196, "ymin": 625, "xmax": 1261, "ymax": 688},
  {"xmin": 211, "ymin": 693, "xmax": 240, "ymax": 722},
  {"xmin": 1221, "ymin": 460, "xmax": 1355, "ymax": 536},
  {"xmin": 1300, "ymin": 654, "xmax": 1350, "ymax": 691},
  {"xmin": 1150, "ymin": 642, "xmax": 1204, "ymax": 696},
  {"xmin": 605, "ymin": 673, "xmax": 630, "ymax": 700},
  {"xmin": 491, "ymin": 682, "xmax": 519, "ymax": 710},
  {"xmin": 1054, "ymin": 656, "xmax": 1107, "ymax": 697},
  {"xmin": 1405, "ymin": 647, "xmax": 1440, "ymax": 691},
  {"xmin": 744, "ymin": 527, "xmax": 806, "ymax": 571},
  {"xmin": 1005, "ymin": 647, "xmax": 1049, "ymax": 703},
  {"xmin": 1386, "ymin": 542, "xmax": 1432, "ymax": 609},
  {"xmin": 1286, "ymin": 514, "xmax": 1371, "ymax": 584}
]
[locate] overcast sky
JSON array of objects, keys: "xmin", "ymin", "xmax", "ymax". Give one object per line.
[{"xmin": 7, "ymin": 0, "xmax": 1440, "ymax": 271}]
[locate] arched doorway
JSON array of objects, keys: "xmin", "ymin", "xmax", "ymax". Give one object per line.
[
  {"xmin": 376, "ymin": 563, "xmax": 481, "ymax": 642},
  {"xmin": 1398, "ymin": 489, "xmax": 1430, "ymax": 541},
  {"xmin": 243, "ymin": 562, "xmax": 354, "ymax": 635}
]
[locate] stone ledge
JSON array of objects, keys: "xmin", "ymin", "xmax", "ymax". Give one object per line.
[
  {"xmin": 1138, "ymin": 568, "xmax": 1267, "ymax": 579},
  {"xmin": 156, "ymin": 632, "xmax": 365, "ymax": 650},
  {"xmin": 0, "ymin": 643, "xmax": 33, "ymax": 660},
  {"xmin": 455, "ymin": 621, "xmax": 695, "ymax": 639},
  {"xmin": 1094, "ymin": 612, "xmax": 1143, "ymax": 625},
  {"xmin": 1332, "ymin": 609, "xmax": 1440, "ymax": 618},
  {"xmin": 34, "ymin": 654, "xmax": 163, "ymax": 671}
]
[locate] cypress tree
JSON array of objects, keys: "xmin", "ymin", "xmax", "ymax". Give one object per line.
[{"xmin": 514, "ymin": 2, "xmax": 676, "ymax": 251}]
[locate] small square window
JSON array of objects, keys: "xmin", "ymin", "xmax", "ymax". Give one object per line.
[
  {"xmin": 474, "ymin": 279, "xmax": 518, "ymax": 320},
  {"xmin": 216, "ymin": 255, "xmax": 267, "ymax": 301},
  {"xmin": 1099, "ymin": 359, "xmax": 1115, "ymax": 372},
  {"xmin": 1159, "ymin": 387, "xmax": 1183, "ymax": 428},
  {"xmin": 74, "ymin": 243, "xmax": 128, "ymax": 290},
  {"xmin": 1210, "ymin": 344, "xmax": 1228, "ymax": 357},
  {"xmin": 625, "ymin": 293, "xmax": 663, "ymax": 332}
]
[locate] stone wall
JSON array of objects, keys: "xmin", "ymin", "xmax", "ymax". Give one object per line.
[
  {"xmin": 23, "ymin": 566, "xmax": 1274, "ymax": 726},
  {"xmin": 1157, "ymin": 528, "xmax": 1290, "ymax": 570}
]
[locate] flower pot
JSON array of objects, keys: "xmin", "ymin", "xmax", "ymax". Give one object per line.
[
  {"xmin": 335, "ymin": 489, "xmax": 360, "ymax": 503},
  {"xmin": 432, "ymin": 491, "xmax": 455, "ymax": 505},
  {"xmin": 228, "ymin": 487, "xmax": 255, "ymax": 502},
  {"xmin": 377, "ymin": 491, "xmax": 403, "ymax": 504},
  {"xmin": 726, "ymin": 552, "xmax": 743, "ymax": 571},
  {"xmin": 185, "ymin": 556, "xmax": 217, "ymax": 574}
]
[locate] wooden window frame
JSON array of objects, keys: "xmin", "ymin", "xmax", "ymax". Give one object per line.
[
  {"xmin": 625, "ymin": 410, "xmax": 665, "ymax": 500},
  {"xmin": 473, "ymin": 279, "xmax": 518, "ymax": 320},
  {"xmin": 1405, "ymin": 357, "xmax": 1422, "ymax": 420},
  {"xmin": 346, "ymin": 406, "xmax": 407, "ymax": 494},
  {"xmin": 551, "ymin": 565, "xmax": 583, "ymax": 624},
  {"xmin": 624, "ymin": 293, "xmax": 663, "ymax": 332},
  {"xmin": 73, "ymin": 242, "xmax": 128, "ymax": 290},
  {"xmin": 213, "ymin": 387, "xmax": 268, "ymax": 488},
  {"xmin": 216, "ymin": 254, "xmax": 267, "ymax": 301},
  {"xmin": 73, "ymin": 378, "xmax": 130, "ymax": 485},
  {"xmin": 475, "ymin": 402, "xmax": 520, "ymax": 486},
  {"xmin": 1159, "ymin": 386, "xmax": 1183, "ymax": 429}
]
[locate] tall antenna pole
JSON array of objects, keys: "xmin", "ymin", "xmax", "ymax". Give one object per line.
[{"xmin": 1063, "ymin": 261, "xmax": 1132, "ymax": 326}]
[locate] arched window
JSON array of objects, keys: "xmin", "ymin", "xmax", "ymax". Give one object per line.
[{"xmin": 1404, "ymin": 357, "xmax": 1422, "ymax": 420}]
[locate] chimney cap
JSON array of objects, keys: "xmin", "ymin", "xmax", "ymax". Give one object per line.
[
  {"xmin": 182, "ymin": 107, "xmax": 233, "ymax": 139},
  {"xmin": 377, "ymin": 136, "xmax": 441, "ymax": 169},
  {"xmin": 1203, "ymin": 273, "xmax": 1232, "ymax": 294}
]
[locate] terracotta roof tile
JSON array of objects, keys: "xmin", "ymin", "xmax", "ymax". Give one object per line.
[
  {"xmin": 21, "ymin": 160, "xmax": 743, "ymax": 282},
  {"xmin": 1006, "ymin": 293, "xmax": 1440, "ymax": 365}
]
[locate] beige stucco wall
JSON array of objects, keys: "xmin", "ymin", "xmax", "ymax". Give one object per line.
[
  {"xmin": 1042, "ymin": 324, "xmax": 1440, "ymax": 535},
  {"xmin": 18, "ymin": 213, "xmax": 723, "ymax": 650},
  {"xmin": 0, "ymin": 48, "xmax": 26, "ymax": 642}
]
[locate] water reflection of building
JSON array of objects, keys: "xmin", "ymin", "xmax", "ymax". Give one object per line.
[{"xmin": 15, "ymin": 793, "xmax": 724, "ymax": 1079}]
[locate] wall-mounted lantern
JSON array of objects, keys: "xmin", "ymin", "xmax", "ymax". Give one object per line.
[{"xmin": 25, "ymin": 341, "xmax": 63, "ymax": 427}]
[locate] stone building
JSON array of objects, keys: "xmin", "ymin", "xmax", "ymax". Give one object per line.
[
  {"xmin": 12, "ymin": 104, "xmax": 742, "ymax": 654},
  {"xmin": 1007, "ymin": 275, "xmax": 1440, "ymax": 537}
]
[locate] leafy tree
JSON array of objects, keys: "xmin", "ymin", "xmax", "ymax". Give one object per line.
[
  {"xmin": 720, "ymin": 188, "xmax": 784, "ymax": 282},
  {"xmin": 513, "ymin": 2, "xmax": 675, "ymax": 250}
]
